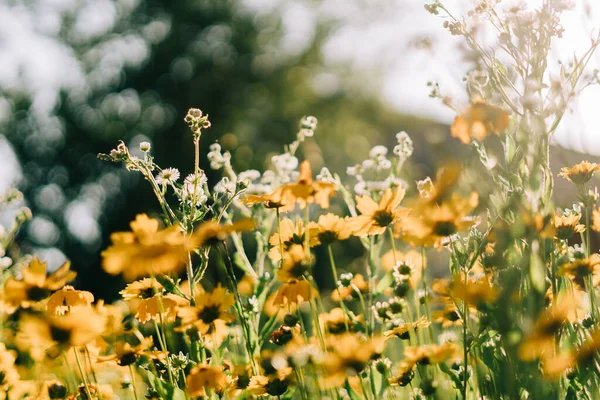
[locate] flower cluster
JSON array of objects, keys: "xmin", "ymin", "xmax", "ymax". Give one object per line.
[{"xmin": 1, "ymin": 1, "xmax": 600, "ymax": 399}]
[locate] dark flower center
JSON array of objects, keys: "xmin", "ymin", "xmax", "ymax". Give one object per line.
[
  {"xmin": 198, "ymin": 305, "xmax": 221, "ymax": 324},
  {"xmin": 446, "ymin": 310, "xmax": 461, "ymax": 322},
  {"xmin": 318, "ymin": 231, "xmax": 338, "ymax": 245},
  {"xmin": 140, "ymin": 287, "xmax": 158, "ymax": 299},
  {"xmin": 266, "ymin": 378, "xmax": 289, "ymax": 396},
  {"xmin": 50, "ymin": 325, "xmax": 72, "ymax": 345},
  {"xmin": 27, "ymin": 286, "xmax": 51, "ymax": 302},
  {"xmin": 433, "ymin": 221, "xmax": 457, "ymax": 237},
  {"xmin": 288, "ymin": 261, "xmax": 309, "ymax": 279},
  {"xmin": 373, "ymin": 210, "xmax": 394, "ymax": 227}
]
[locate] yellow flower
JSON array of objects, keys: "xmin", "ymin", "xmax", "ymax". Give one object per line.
[
  {"xmin": 545, "ymin": 288, "xmax": 588, "ymax": 324},
  {"xmin": 432, "ymin": 302, "xmax": 463, "ymax": 328},
  {"xmin": 120, "ymin": 277, "xmax": 164, "ymax": 300},
  {"xmin": 191, "ymin": 218, "xmax": 256, "ymax": 247},
  {"xmin": 417, "ymin": 164, "xmax": 462, "ymax": 204},
  {"xmin": 46, "ymin": 286, "xmax": 94, "ymax": 316},
  {"xmin": 399, "ymin": 192, "xmax": 479, "ymax": 247},
  {"xmin": 242, "ymin": 193, "xmax": 294, "ymax": 212},
  {"xmin": 385, "ymin": 316, "xmax": 431, "ymax": 340},
  {"xmin": 16, "ymin": 307, "xmax": 107, "ymax": 360},
  {"xmin": 592, "ymin": 207, "xmax": 600, "ymax": 232},
  {"xmin": 247, "ymin": 367, "xmax": 293, "ymax": 397},
  {"xmin": 320, "ymin": 333, "xmax": 383, "ymax": 389},
  {"xmin": 553, "ymin": 213, "xmax": 585, "ymax": 240},
  {"xmin": 559, "ymin": 161, "xmax": 600, "ymax": 185},
  {"xmin": 237, "ymin": 274, "xmax": 257, "ymax": 297},
  {"xmin": 449, "ymin": 277, "xmax": 498, "ymax": 307},
  {"xmin": 268, "ymin": 218, "xmax": 319, "ymax": 262},
  {"xmin": 450, "ymin": 101, "xmax": 510, "ymax": 144},
  {"xmin": 558, "ymin": 255, "xmax": 600, "ymax": 289},
  {"xmin": 121, "ymin": 278, "xmax": 182, "ymax": 323},
  {"xmin": 404, "ymin": 342, "xmax": 458, "ymax": 366},
  {"xmin": 273, "ymin": 279, "xmax": 317, "ymax": 307},
  {"xmin": 308, "ymin": 213, "xmax": 351, "ymax": 244},
  {"xmin": 95, "ymin": 337, "xmax": 159, "ymax": 366},
  {"xmin": 101, "ymin": 214, "xmax": 190, "ymax": 281},
  {"xmin": 348, "ymin": 186, "xmax": 408, "ymax": 236},
  {"xmin": 177, "ymin": 285, "xmax": 235, "ymax": 344},
  {"xmin": 389, "ymin": 362, "xmax": 416, "ymax": 387},
  {"xmin": 275, "ymin": 160, "xmax": 336, "ymax": 210},
  {"xmin": 0, "ymin": 343, "xmax": 20, "ymax": 391},
  {"xmin": 518, "ymin": 301, "xmax": 570, "ymax": 361},
  {"xmin": 320, "ymin": 308, "xmax": 362, "ymax": 335},
  {"xmin": 277, "ymin": 245, "xmax": 312, "ymax": 282},
  {"xmin": 3, "ymin": 257, "xmax": 76, "ymax": 307},
  {"xmin": 186, "ymin": 365, "xmax": 228, "ymax": 398}
]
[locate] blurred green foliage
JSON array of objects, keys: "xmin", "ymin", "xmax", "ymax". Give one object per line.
[{"xmin": 3, "ymin": 0, "xmax": 465, "ymax": 301}]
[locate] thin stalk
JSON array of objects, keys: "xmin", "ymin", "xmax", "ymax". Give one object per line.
[
  {"xmin": 186, "ymin": 252, "xmax": 196, "ymax": 306},
  {"xmin": 73, "ymin": 347, "xmax": 94, "ymax": 400},
  {"xmin": 327, "ymin": 245, "xmax": 350, "ymax": 331},
  {"xmin": 221, "ymin": 244, "xmax": 259, "ymax": 374},
  {"xmin": 462, "ymin": 265, "xmax": 469, "ymax": 400},
  {"xmin": 153, "ymin": 321, "xmax": 175, "ymax": 385},
  {"xmin": 129, "ymin": 364, "xmax": 140, "ymax": 400},
  {"xmin": 420, "ymin": 247, "xmax": 435, "ymax": 343}
]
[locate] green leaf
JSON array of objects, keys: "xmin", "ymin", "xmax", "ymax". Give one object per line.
[
  {"xmin": 439, "ymin": 362, "xmax": 463, "ymax": 391},
  {"xmin": 233, "ymin": 252, "xmax": 257, "ymax": 279},
  {"xmin": 529, "ymin": 242, "xmax": 546, "ymax": 293},
  {"xmin": 155, "ymin": 275, "xmax": 187, "ymax": 299},
  {"xmin": 164, "ymin": 384, "xmax": 189, "ymax": 400},
  {"xmin": 374, "ymin": 272, "xmax": 393, "ymax": 294},
  {"xmin": 344, "ymin": 380, "xmax": 364, "ymax": 400}
]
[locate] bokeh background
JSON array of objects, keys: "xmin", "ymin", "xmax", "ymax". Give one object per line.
[{"xmin": 1, "ymin": 0, "xmax": 599, "ymax": 300}]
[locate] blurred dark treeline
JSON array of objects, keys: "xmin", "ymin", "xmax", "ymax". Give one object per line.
[{"xmin": 2, "ymin": 0, "xmax": 483, "ymax": 300}]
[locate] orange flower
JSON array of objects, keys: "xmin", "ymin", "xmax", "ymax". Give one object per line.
[
  {"xmin": 186, "ymin": 364, "xmax": 228, "ymax": 397},
  {"xmin": 449, "ymin": 276, "xmax": 498, "ymax": 307},
  {"xmin": 273, "ymin": 279, "xmax": 317, "ymax": 307},
  {"xmin": 592, "ymin": 207, "xmax": 600, "ymax": 232},
  {"xmin": 348, "ymin": 186, "xmax": 408, "ymax": 236},
  {"xmin": 558, "ymin": 255, "xmax": 600, "ymax": 289},
  {"xmin": 404, "ymin": 342, "xmax": 458, "ymax": 366},
  {"xmin": 558, "ymin": 161, "xmax": 600, "ymax": 185},
  {"xmin": 432, "ymin": 302, "xmax": 463, "ymax": 328},
  {"xmin": 275, "ymin": 160, "xmax": 336, "ymax": 210},
  {"xmin": 177, "ymin": 285, "xmax": 235, "ymax": 345},
  {"xmin": 3, "ymin": 257, "xmax": 76, "ymax": 307},
  {"xmin": 46, "ymin": 286, "xmax": 94, "ymax": 316},
  {"xmin": 450, "ymin": 101, "xmax": 509, "ymax": 144},
  {"xmin": 399, "ymin": 192, "xmax": 479, "ymax": 247},
  {"xmin": 553, "ymin": 213, "xmax": 585, "ymax": 240},
  {"xmin": 385, "ymin": 317, "xmax": 431, "ymax": 340},
  {"xmin": 518, "ymin": 305, "xmax": 569, "ymax": 362},
  {"xmin": 101, "ymin": 214, "xmax": 190, "ymax": 281},
  {"xmin": 242, "ymin": 193, "xmax": 294, "ymax": 212},
  {"xmin": 320, "ymin": 333, "xmax": 383, "ymax": 389},
  {"xmin": 192, "ymin": 218, "xmax": 256, "ymax": 247},
  {"xmin": 268, "ymin": 219, "xmax": 319, "ymax": 262},
  {"xmin": 308, "ymin": 213, "xmax": 351, "ymax": 244}
]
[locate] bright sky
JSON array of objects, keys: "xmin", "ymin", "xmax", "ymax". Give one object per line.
[{"xmin": 318, "ymin": 0, "xmax": 600, "ymax": 155}]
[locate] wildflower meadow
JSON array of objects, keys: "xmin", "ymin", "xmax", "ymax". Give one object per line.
[{"xmin": 2, "ymin": 1, "xmax": 600, "ymax": 399}]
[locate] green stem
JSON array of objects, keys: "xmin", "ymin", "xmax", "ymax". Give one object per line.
[
  {"xmin": 73, "ymin": 347, "xmax": 94, "ymax": 400},
  {"xmin": 328, "ymin": 245, "xmax": 350, "ymax": 332},
  {"xmin": 129, "ymin": 364, "xmax": 140, "ymax": 400}
]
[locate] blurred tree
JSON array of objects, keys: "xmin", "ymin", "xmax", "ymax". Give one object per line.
[{"xmin": 2, "ymin": 0, "xmax": 454, "ymax": 300}]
